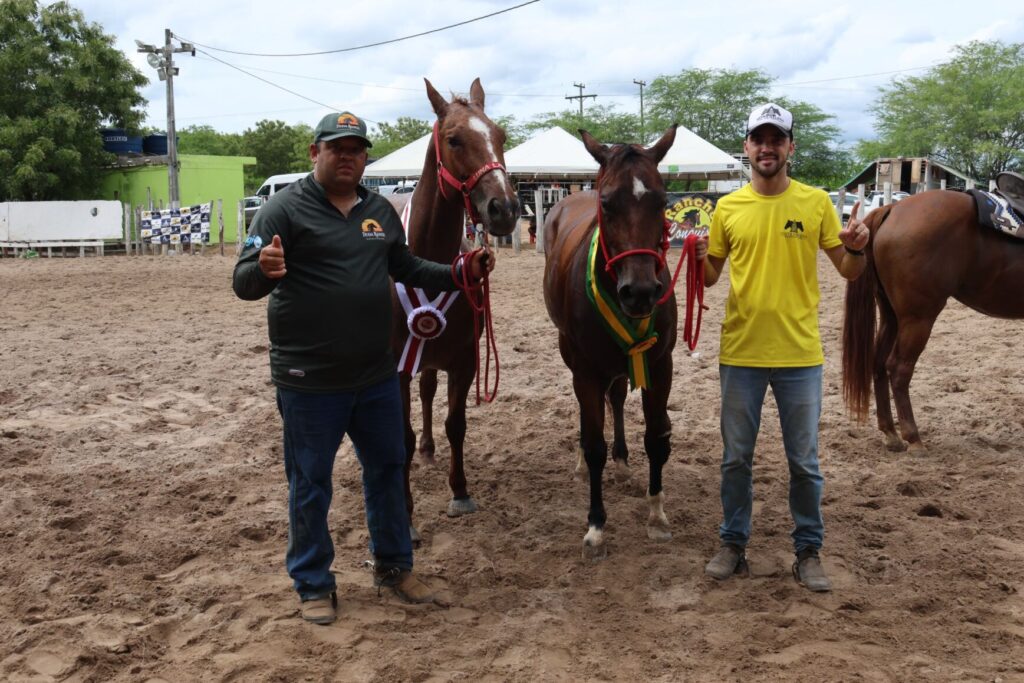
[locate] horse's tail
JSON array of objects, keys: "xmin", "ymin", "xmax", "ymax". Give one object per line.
[{"xmin": 841, "ymin": 204, "xmax": 894, "ymax": 421}]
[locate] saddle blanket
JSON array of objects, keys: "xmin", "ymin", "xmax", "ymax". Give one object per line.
[{"xmin": 968, "ymin": 189, "xmax": 1024, "ymax": 239}]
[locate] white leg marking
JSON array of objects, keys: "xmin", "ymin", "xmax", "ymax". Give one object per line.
[
  {"xmin": 646, "ymin": 490, "xmax": 671, "ymax": 541},
  {"xmin": 632, "ymin": 176, "xmax": 648, "ymax": 200},
  {"xmin": 583, "ymin": 525, "xmax": 604, "ymax": 548}
]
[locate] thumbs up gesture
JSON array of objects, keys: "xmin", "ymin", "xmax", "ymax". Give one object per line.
[{"xmin": 258, "ymin": 234, "xmax": 287, "ymax": 279}]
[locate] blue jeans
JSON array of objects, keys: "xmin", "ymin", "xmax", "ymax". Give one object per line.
[
  {"xmin": 717, "ymin": 364, "xmax": 824, "ymax": 554},
  {"xmin": 275, "ymin": 375, "xmax": 412, "ymax": 601}
]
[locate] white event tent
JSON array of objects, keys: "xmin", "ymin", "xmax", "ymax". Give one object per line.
[
  {"xmin": 657, "ymin": 125, "xmax": 744, "ymax": 180},
  {"xmin": 503, "ymin": 127, "xmax": 599, "ymax": 177},
  {"xmin": 362, "ymin": 132, "xmax": 431, "ymax": 178}
]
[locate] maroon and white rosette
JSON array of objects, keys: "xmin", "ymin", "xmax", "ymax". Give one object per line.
[{"xmin": 395, "ymin": 283, "xmax": 459, "ymax": 376}]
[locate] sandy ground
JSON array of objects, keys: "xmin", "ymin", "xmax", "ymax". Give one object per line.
[{"xmin": 1, "ymin": 246, "xmax": 1023, "ymax": 682}]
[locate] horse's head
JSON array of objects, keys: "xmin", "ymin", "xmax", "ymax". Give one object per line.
[
  {"xmin": 581, "ymin": 125, "xmax": 677, "ymax": 318},
  {"xmin": 426, "ymin": 78, "xmax": 520, "ymax": 237}
]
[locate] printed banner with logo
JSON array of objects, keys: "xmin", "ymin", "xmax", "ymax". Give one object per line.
[
  {"xmin": 139, "ymin": 204, "xmax": 212, "ymax": 245},
  {"xmin": 665, "ymin": 193, "xmax": 720, "ymax": 246}
]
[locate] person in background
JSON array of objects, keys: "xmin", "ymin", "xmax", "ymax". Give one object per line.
[
  {"xmin": 233, "ymin": 111, "xmax": 491, "ymax": 624},
  {"xmin": 695, "ymin": 102, "xmax": 869, "ymax": 592}
]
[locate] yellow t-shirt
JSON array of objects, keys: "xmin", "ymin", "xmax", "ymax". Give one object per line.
[{"xmin": 707, "ymin": 180, "xmax": 842, "ymax": 366}]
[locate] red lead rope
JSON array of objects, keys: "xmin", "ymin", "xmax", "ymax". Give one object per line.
[
  {"xmin": 451, "ymin": 246, "xmax": 499, "ymax": 404},
  {"xmin": 681, "ymin": 234, "xmax": 705, "ymax": 351}
]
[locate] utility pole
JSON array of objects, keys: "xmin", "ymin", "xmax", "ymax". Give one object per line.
[
  {"xmin": 633, "ymin": 79, "xmax": 646, "ymax": 144},
  {"xmin": 136, "ymin": 30, "xmax": 194, "ymax": 210},
  {"xmin": 565, "ymin": 82, "xmax": 597, "ymax": 120}
]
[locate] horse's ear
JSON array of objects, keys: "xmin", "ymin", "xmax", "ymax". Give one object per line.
[
  {"xmin": 425, "ymin": 78, "xmax": 448, "ymax": 118},
  {"xmin": 646, "ymin": 124, "xmax": 677, "ymax": 164},
  {"xmin": 469, "ymin": 78, "xmax": 485, "ymax": 109},
  {"xmin": 580, "ymin": 129, "xmax": 608, "ymax": 166}
]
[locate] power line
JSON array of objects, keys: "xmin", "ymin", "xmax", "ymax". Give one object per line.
[{"xmin": 173, "ymin": 0, "xmax": 539, "ymax": 58}]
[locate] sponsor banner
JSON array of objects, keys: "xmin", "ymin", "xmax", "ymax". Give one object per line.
[
  {"xmin": 665, "ymin": 193, "xmax": 720, "ymax": 245},
  {"xmin": 140, "ymin": 203, "xmax": 212, "ymax": 245}
]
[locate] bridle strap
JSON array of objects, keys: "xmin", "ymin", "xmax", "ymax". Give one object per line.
[
  {"xmin": 595, "ymin": 175, "xmax": 669, "ymax": 281},
  {"xmin": 433, "ymin": 120, "xmax": 506, "ymax": 225}
]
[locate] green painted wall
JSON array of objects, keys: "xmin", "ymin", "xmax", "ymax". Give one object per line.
[{"xmin": 99, "ymin": 154, "xmax": 256, "ymax": 243}]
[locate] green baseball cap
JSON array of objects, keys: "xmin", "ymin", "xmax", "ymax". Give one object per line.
[{"xmin": 313, "ymin": 111, "xmax": 372, "ymax": 148}]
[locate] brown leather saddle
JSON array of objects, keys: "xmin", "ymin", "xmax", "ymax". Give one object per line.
[{"xmin": 996, "ymin": 172, "xmax": 1024, "ymax": 217}]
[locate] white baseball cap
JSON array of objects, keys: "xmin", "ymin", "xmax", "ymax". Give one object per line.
[{"xmin": 746, "ymin": 102, "xmax": 793, "ymax": 137}]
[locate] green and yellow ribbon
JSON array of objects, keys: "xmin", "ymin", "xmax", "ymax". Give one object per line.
[{"xmin": 585, "ymin": 229, "xmax": 659, "ymax": 390}]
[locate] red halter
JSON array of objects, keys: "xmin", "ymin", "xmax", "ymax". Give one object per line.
[
  {"xmin": 594, "ymin": 178, "xmax": 705, "ymax": 348},
  {"xmin": 434, "ymin": 119, "xmax": 506, "ymax": 225}
]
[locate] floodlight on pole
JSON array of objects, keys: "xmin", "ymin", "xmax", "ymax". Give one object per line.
[{"xmin": 134, "ymin": 29, "xmax": 194, "ymax": 210}]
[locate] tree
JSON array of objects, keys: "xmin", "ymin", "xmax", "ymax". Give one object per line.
[
  {"xmin": 177, "ymin": 124, "xmax": 244, "ymax": 157},
  {"xmin": 241, "ymin": 120, "xmax": 312, "ymax": 191},
  {"xmin": 867, "ymin": 40, "xmax": 1024, "ymax": 181},
  {"xmin": 646, "ymin": 68, "xmax": 852, "ymax": 188},
  {"xmin": 0, "ymin": 0, "xmax": 148, "ymax": 201},
  {"xmin": 646, "ymin": 68, "xmax": 773, "ymax": 154},
  {"xmin": 370, "ymin": 117, "xmax": 430, "ymax": 158},
  {"xmin": 526, "ymin": 104, "xmax": 641, "ymax": 144}
]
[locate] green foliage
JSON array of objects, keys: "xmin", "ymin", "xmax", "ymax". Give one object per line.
[
  {"xmin": 0, "ymin": 0, "xmax": 147, "ymax": 201},
  {"xmin": 177, "ymin": 124, "xmax": 244, "ymax": 156},
  {"xmin": 646, "ymin": 68, "xmax": 773, "ymax": 153},
  {"xmin": 370, "ymin": 117, "xmax": 430, "ymax": 158},
  {"xmin": 776, "ymin": 99, "xmax": 858, "ymax": 188},
  {"xmin": 241, "ymin": 120, "xmax": 313, "ymax": 193},
  {"xmin": 869, "ymin": 40, "xmax": 1024, "ymax": 181},
  {"xmin": 525, "ymin": 104, "xmax": 641, "ymax": 144}
]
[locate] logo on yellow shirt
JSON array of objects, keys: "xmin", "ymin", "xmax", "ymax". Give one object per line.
[
  {"xmin": 361, "ymin": 218, "xmax": 385, "ymax": 239},
  {"xmin": 783, "ymin": 219, "xmax": 806, "ymax": 239}
]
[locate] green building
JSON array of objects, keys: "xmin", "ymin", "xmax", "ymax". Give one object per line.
[{"xmin": 100, "ymin": 154, "xmax": 256, "ymax": 244}]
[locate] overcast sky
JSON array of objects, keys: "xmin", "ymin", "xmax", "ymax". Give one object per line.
[{"xmin": 73, "ymin": 0, "xmax": 1024, "ymax": 148}]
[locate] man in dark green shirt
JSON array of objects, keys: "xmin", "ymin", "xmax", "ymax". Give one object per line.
[{"xmin": 234, "ymin": 111, "xmax": 490, "ymax": 624}]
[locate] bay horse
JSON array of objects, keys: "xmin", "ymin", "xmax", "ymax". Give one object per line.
[
  {"xmin": 543, "ymin": 126, "xmax": 679, "ymax": 559},
  {"xmin": 842, "ymin": 189, "xmax": 1024, "ymax": 452},
  {"xmin": 388, "ymin": 78, "xmax": 519, "ymax": 541}
]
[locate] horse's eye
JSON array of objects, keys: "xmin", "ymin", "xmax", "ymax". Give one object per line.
[
  {"xmin": 600, "ymin": 196, "xmax": 612, "ymax": 212},
  {"xmin": 447, "ymin": 136, "xmax": 461, "ymax": 148}
]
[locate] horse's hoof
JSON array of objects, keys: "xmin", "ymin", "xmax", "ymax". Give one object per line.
[
  {"xmin": 883, "ymin": 432, "xmax": 906, "ymax": 452},
  {"xmin": 611, "ymin": 459, "xmax": 631, "ymax": 483},
  {"xmin": 409, "ymin": 525, "xmax": 422, "ymax": 547},
  {"xmin": 582, "ymin": 527, "xmax": 607, "ymax": 561},
  {"xmin": 446, "ymin": 497, "xmax": 478, "ymax": 517},
  {"xmin": 415, "ymin": 451, "xmax": 437, "ymax": 467},
  {"xmin": 907, "ymin": 441, "xmax": 928, "ymax": 454},
  {"xmin": 646, "ymin": 524, "xmax": 672, "ymax": 542}
]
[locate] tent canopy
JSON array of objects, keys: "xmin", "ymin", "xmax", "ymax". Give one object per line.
[
  {"xmin": 362, "ymin": 132, "xmax": 431, "ymax": 178},
  {"xmin": 657, "ymin": 125, "xmax": 743, "ymax": 179},
  {"xmin": 504, "ymin": 127, "xmax": 599, "ymax": 177}
]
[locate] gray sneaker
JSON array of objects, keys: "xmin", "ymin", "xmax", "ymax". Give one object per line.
[
  {"xmin": 704, "ymin": 544, "xmax": 747, "ymax": 580},
  {"xmin": 793, "ymin": 549, "xmax": 832, "ymax": 592}
]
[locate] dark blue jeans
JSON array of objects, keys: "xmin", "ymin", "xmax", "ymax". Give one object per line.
[
  {"xmin": 275, "ymin": 374, "xmax": 412, "ymax": 601},
  {"xmin": 718, "ymin": 364, "xmax": 825, "ymax": 554}
]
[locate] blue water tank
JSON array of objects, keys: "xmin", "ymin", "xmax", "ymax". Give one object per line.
[
  {"xmin": 100, "ymin": 128, "xmax": 143, "ymax": 155},
  {"xmin": 143, "ymin": 134, "xmax": 169, "ymax": 155}
]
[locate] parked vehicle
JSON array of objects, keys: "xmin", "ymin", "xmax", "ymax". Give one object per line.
[
  {"xmin": 243, "ymin": 196, "xmax": 263, "ymax": 228},
  {"xmin": 255, "ymin": 172, "xmax": 309, "ymax": 200},
  {"xmin": 376, "ymin": 180, "xmax": 417, "ymax": 196},
  {"xmin": 829, "ymin": 190, "xmax": 909, "ymax": 221}
]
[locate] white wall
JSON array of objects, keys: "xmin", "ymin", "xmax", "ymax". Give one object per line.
[{"xmin": 0, "ymin": 201, "xmax": 123, "ymax": 243}]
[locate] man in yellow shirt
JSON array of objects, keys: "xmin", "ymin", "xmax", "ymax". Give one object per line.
[{"xmin": 696, "ymin": 103, "xmax": 869, "ymax": 592}]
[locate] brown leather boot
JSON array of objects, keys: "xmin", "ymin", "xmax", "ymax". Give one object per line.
[
  {"xmin": 300, "ymin": 592, "xmax": 337, "ymax": 625},
  {"xmin": 374, "ymin": 567, "xmax": 446, "ymax": 606}
]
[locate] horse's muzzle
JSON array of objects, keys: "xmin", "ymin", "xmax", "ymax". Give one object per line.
[
  {"xmin": 617, "ymin": 279, "xmax": 663, "ymax": 318},
  {"xmin": 482, "ymin": 197, "xmax": 520, "ymax": 237}
]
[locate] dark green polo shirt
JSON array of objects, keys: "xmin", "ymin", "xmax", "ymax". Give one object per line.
[{"xmin": 233, "ymin": 174, "xmax": 456, "ymax": 392}]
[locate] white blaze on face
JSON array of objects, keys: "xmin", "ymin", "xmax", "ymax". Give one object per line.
[
  {"xmin": 468, "ymin": 115, "xmax": 508, "ymax": 183},
  {"xmin": 632, "ymin": 176, "xmax": 648, "ymax": 200}
]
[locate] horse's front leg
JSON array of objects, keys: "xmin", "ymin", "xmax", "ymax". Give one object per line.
[
  {"xmin": 574, "ymin": 371, "xmax": 609, "ymax": 560},
  {"xmin": 607, "ymin": 376, "xmax": 631, "ymax": 482},
  {"xmin": 641, "ymin": 356, "xmax": 673, "ymax": 542},
  {"xmin": 398, "ymin": 372, "xmax": 422, "ymax": 546},
  {"xmin": 444, "ymin": 351, "xmax": 478, "ymax": 517},
  {"xmin": 418, "ymin": 370, "xmax": 438, "ymax": 465}
]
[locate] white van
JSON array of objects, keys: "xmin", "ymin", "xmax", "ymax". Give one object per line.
[{"xmin": 256, "ymin": 172, "xmax": 309, "ymax": 200}]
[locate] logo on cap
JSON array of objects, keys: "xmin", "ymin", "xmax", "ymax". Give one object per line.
[{"xmin": 337, "ymin": 113, "xmax": 361, "ymax": 129}]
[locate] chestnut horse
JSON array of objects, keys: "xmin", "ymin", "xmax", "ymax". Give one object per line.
[
  {"xmin": 389, "ymin": 79, "xmax": 518, "ymax": 541},
  {"xmin": 543, "ymin": 126, "xmax": 679, "ymax": 559},
  {"xmin": 843, "ymin": 190, "xmax": 1024, "ymax": 452}
]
